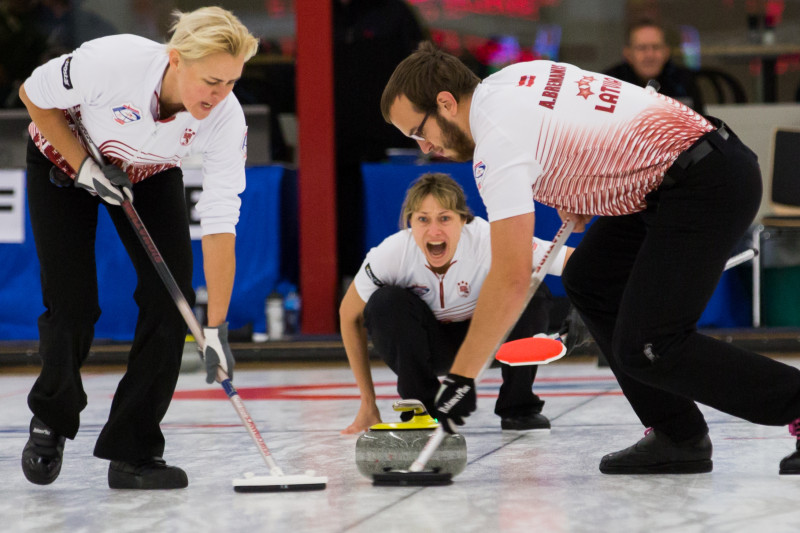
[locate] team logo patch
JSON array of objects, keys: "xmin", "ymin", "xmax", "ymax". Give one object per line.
[
  {"xmin": 473, "ymin": 161, "xmax": 487, "ymax": 191},
  {"xmin": 409, "ymin": 285, "xmax": 430, "ymax": 297},
  {"xmin": 364, "ymin": 264, "xmax": 384, "ymax": 287},
  {"xmin": 181, "ymin": 128, "xmax": 197, "ymax": 146},
  {"xmin": 457, "ymin": 281, "xmax": 470, "ymax": 297},
  {"xmin": 112, "ymin": 104, "xmax": 142, "ymax": 125},
  {"xmin": 61, "ymin": 57, "xmax": 73, "ymax": 89}
]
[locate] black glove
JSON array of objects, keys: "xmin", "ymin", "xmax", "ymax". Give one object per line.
[
  {"xmin": 202, "ymin": 322, "xmax": 234, "ymax": 384},
  {"xmin": 433, "ymin": 373, "xmax": 476, "ymax": 434},
  {"xmin": 75, "ymin": 156, "xmax": 133, "ymax": 205},
  {"xmin": 559, "ymin": 305, "xmax": 597, "ymax": 356}
]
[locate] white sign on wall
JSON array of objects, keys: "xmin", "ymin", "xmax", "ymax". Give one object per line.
[
  {"xmin": 0, "ymin": 170, "xmax": 25, "ymax": 243},
  {"xmin": 182, "ymin": 165, "xmax": 204, "ymax": 241}
]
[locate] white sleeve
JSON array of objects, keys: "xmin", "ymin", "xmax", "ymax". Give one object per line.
[
  {"xmin": 472, "ymin": 110, "xmax": 541, "ymax": 223},
  {"xmin": 532, "ymin": 236, "xmax": 568, "ymax": 276},
  {"xmin": 195, "ymin": 97, "xmax": 248, "ymax": 236},
  {"xmin": 23, "ymin": 42, "xmax": 112, "ymax": 110},
  {"xmin": 352, "ymin": 232, "xmax": 406, "ymax": 303}
]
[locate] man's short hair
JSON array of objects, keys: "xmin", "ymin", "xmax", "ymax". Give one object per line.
[
  {"xmin": 625, "ymin": 18, "xmax": 666, "ymax": 46},
  {"xmin": 380, "ymin": 41, "xmax": 481, "ymax": 123}
]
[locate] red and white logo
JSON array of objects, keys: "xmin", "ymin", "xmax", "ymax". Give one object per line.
[
  {"xmin": 180, "ymin": 128, "xmax": 196, "ymax": 146},
  {"xmin": 457, "ymin": 281, "xmax": 470, "ymax": 297}
]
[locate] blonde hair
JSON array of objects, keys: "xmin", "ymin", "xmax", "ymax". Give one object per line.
[
  {"xmin": 167, "ymin": 7, "xmax": 259, "ymax": 62},
  {"xmin": 400, "ymin": 173, "xmax": 474, "ymax": 229}
]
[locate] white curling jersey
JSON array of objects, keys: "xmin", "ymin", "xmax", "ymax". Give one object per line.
[
  {"xmin": 353, "ymin": 217, "xmax": 565, "ymax": 322},
  {"xmin": 24, "ymin": 34, "xmax": 248, "ymax": 235},
  {"xmin": 470, "ymin": 60, "xmax": 714, "ymax": 222}
]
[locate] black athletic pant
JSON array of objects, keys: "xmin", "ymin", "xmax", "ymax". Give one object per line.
[
  {"xmin": 25, "ymin": 140, "xmax": 193, "ymax": 462},
  {"xmin": 562, "ymin": 120, "xmax": 800, "ymax": 443},
  {"xmin": 363, "ymin": 284, "xmax": 552, "ymax": 418}
]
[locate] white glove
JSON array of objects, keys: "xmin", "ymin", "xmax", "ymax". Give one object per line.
[
  {"xmin": 75, "ymin": 157, "xmax": 133, "ymax": 206},
  {"xmin": 532, "ymin": 237, "xmax": 569, "ymax": 276},
  {"xmin": 202, "ymin": 322, "xmax": 234, "ymax": 384}
]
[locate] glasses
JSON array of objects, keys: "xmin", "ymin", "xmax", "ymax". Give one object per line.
[
  {"xmin": 631, "ymin": 43, "xmax": 667, "ymax": 53},
  {"xmin": 409, "ymin": 109, "xmax": 433, "ymax": 141}
]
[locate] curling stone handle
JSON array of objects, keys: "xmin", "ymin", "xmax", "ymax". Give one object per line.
[
  {"xmin": 409, "ymin": 426, "xmax": 446, "ymax": 472},
  {"xmin": 392, "ymin": 399, "xmax": 428, "ymax": 415}
]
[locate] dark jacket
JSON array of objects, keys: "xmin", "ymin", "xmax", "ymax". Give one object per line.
[{"xmin": 604, "ymin": 60, "xmax": 705, "ymax": 114}]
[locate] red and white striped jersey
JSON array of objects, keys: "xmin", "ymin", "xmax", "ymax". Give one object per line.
[
  {"xmin": 470, "ymin": 60, "xmax": 713, "ymax": 221},
  {"xmin": 353, "ymin": 217, "xmax": 566, "ymax": 322},
  {"xmin": 23, "ymin": 34, "xmax": 248, "ymax": 236}
]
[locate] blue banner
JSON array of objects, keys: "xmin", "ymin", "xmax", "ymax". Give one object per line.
[{"xmin": 0, "ymin": 165, "xmax": 289, "ymax": 340}]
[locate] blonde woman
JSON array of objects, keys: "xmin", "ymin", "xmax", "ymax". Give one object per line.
[
  {"xmin": 19, "ymin": 7, "xmax": 258, "ymax": 489},
  {"xmin": 340, "ymin": 173, "xmax": 571, "ymax": 434}
]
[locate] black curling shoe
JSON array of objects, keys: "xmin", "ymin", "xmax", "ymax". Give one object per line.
[
  {"xmin": 108, "ymin": 457, "xmax": 188, "ymax": 489},
  {"xmin": 779, "ymin": 441, "xmax": 800, "ymax": 475},
  {"xmin": 779, "ymin": 418, "xmax": 800, "ymax": 475},
  {"xmin": 21, "ymin": 416, "xmax": 66, "ymax": 485},
  {"xmin": 500, "ymin": 412, "xmax": 551, "ymax": 431},
  {"xmin": 600, "ymin": 428, "xmax": 712, "ymax": 474}
]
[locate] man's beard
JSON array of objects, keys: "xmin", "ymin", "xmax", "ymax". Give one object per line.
[{"xmin": 435, "ymin": 113, "xmax": 475, "ymax": 162}]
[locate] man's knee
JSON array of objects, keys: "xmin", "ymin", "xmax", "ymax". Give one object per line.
[{"xmin": 612, "ymin": 329, "xmax": 683, "ymax": 376}]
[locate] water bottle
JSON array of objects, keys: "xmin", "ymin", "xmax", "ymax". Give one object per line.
[
  {"xmin": 284, "ymin": 290, "xmax": 301, "ymax": 336},
  {"xmin": 266, "ymin": 291, "xmax": 285, "ymax": 340},
  {"xmin": 194, "ymin": 285, "xmax": 208, "ymax": 326}
]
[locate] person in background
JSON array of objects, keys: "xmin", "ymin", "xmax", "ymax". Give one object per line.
[
  {"xmin": 340, "ymin": 173, "xmax": 572, "ymax": 434},
  {"xmin": 333, "ymin": 0, "xmax": 427, "ymax": 281},
  {"xmin": 19, "ymin": 6, "xmax": 257, "ymax": 489},
  {"xmin": 0, "ymin": 0, "xmax": 119, "ymax": 108},
  {"xmin": 604, "ymin": 18, "xmax": 704, "ymax": 113},
  {"xmin": 0, "ymin": 0, "xmax": 47, "ymax": 107},
  {"xmin": 37, "ymin": 0, "xmax": 118, "ymax": 60}
]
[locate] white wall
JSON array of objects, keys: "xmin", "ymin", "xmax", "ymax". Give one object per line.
[{"xmin": 707, "ymin": 103, "xmax": 800, "ymax": 219}]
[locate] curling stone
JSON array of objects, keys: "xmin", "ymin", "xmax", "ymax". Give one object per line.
[
  {"xmin": 179, "ymin": 336, "xmax": 204, "ymax": 373},
  {"xmin": 355, "ymin": 399, "xmax": 467, "ymax": 478}
]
